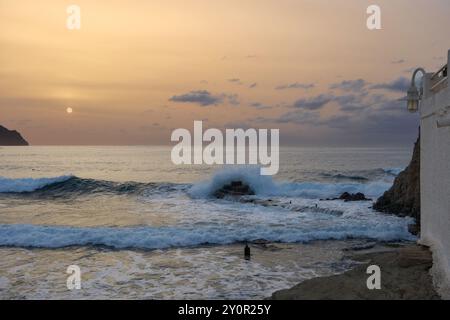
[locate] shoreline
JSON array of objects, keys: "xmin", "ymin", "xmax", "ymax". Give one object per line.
[{"xmin": 270, "ymin": 242, "xmax": 440, "ymax": 300}]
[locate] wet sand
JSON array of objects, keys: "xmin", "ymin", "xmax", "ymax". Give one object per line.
[{"xmin": 271, "ymin": 243, "xmax": 440, "ymax": 300}]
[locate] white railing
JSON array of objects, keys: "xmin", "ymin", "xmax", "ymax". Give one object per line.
[{"xmin": 430, "ymin": 64, "xmax": 448, "ymax": 92}]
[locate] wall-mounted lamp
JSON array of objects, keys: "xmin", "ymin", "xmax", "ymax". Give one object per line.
[{"xmin": 406, "ymin": 68, "xmax": 426, "ymax": 113}]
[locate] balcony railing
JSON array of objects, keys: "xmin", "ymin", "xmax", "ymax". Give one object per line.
[{"xmin": 430, "ymin": 64, "xmax": 448, "ymax": 92}]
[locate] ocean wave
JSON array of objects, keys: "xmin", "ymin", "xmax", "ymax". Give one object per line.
[
  {"xmin": 319, "ymin": 167, "xmax": 403, "ymax": 182},
  {"xmin": 189, "ymin": 167, "xmax": 391, "ymax": 199},
  {"xmin": 320, "ymin": 173, "xmax": 369, "ymax": 181},
  {"xmin": 1, "ymin": 166, "xmax": 401, "ymax": 199},
  {"xmin": 271, "ymin": 181, "xmax": 390, "ymax": 199},
  {"xmin": 0, "ymin": 175, "xmax": 73, "ymax": 193},
  {"xmin": 0, "ymin": 222, "xmax": 415, "ymax": 250},
  {"xmin": 0, "ymin": 175, "xmax": 184, "ymax": 198}
]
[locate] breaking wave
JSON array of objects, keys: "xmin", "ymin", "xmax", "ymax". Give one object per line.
[
  {"xmin": 1, "ymin": 165, "xmax": 402, "ymax": 199},
  {"xmin": 0, "ymin": 167, "xmax": 415, "ymax": 250},
  {"xmin": 0, "ymin": 222, "xmax": 415, "ymax": 250},
  {"xmin": 189, "ymin": 167, "xmax": 392, "ymax": 199},
  {"xmin": 0, "ymin": 175, "xmax": 180, "ymax": 196}
]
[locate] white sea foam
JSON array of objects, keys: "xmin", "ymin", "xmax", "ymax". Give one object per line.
[
  {"xmin": 0, "ymin": 176, "xmax": 73, "ymax": 193},
  {"xmin": 271, "ymin": 180, "xmax": 391, "ymax": 199},
  {"xmin": 0, "ymin": 215, "xmax": 415, "ymax": 249},
  {"xmin": 189, "ymin": 166, "xmax": 276, "ymax": 198},
  {"xmin": 0, "ymin": 241, "xmax": 360, "ymax": 299},
  {"xmin": 0, "ymin": 167, "xmax": 412, "ymax": 250},
  {"xmin": 189, "ymin": 166, "xmax": 391, "ymax": 199}
]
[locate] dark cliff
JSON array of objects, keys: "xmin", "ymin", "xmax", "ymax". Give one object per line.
[
  {"xmin": 0, "ymin": 125, "xmax": 29, "ymax": 146},
  {"xmin": 374, "ymin": 134, "xmax": 420, "ymax": 227}
]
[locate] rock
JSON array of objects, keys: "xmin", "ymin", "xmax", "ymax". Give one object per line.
[
  {"xmin": 321, "ymin": 192, "xmax": 371, "ymax": 202},
  {"xmin": 270, "ymin": 244, "xmax": 440, "ymax": 300},
  {"xmin": 374, "ymin": 134, "xmax": 420, "ymax": 227},
  {"xmin": 339, "ymin": 192, "xmax": 371, "ymax": 202},
  {"xmin": 408, "ymin": 223, "xmax": 420, "ymax": 236},
  {"xmin": 239, "ymin": 198, "xmax": 277, "ymax": 207},
  {"xmin": 0, "ymin": 125, "xmax": 29, "ymax": 146},
  {"xmin": 213, "ymin": 180, "xmax": 255, "ymax": 198}
]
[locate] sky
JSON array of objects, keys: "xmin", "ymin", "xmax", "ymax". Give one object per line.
[{"xmin": 1, "ymin": 0, "xmax": 449, "ymax": 146}]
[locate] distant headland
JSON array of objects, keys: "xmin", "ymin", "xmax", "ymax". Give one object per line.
[{"xmin": 0, "ymin": 125, "xmax": 29, "ymax": 146}]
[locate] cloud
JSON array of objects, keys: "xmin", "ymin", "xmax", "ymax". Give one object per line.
[
  {"xmin": 250, "ymin": 102, "xmax": 272, "ymax": 110},
  {"xmin": 370, "ymin": 77, "xmax": 410, "ymax": 93},
  {"xmin": 223, "ymin": 121, "xmax": 255, "ymax": 129},
  {"xmin": 318, "ymin": 104, "xmax": 418, "ymax": 139},
  {"xmin": 264, "ymin": 87, "xmax": 418, "ymax": 145},
  {"xmin": 319, "ymin": 92, "xmax": 417, "ymax": 134},
  {"xmin": 226, "ymin": 93, "xmax": 240, "ymax": 106},
  {"xmin": 333, "ymin": 93, "xmax": 372, "ymax": 112},
  {"xmin": 329, "ymin": 79, "xmax": 367, "ymax": 92},
  {"xmin": 169, "ymin": 90, "xmax": 223, "ymax": 106},
  {"xmin": 140, "ymin": 123, "xmax": 160, "ymax": 130},
  {"xmin": 275, "ymin": 111, "xmax": 321, "ymax": 125},
  {"xmin": 292, "ymin": 94, "xmax": 334, "ymax": 110},
  {"xmin": 228, "ymin": 78, "xmax": 244, "ymax": 86},
  {"xmin": 275, "ymin": 82, "xmax": 315, "ymax": 90},
  {"xmin": 232, "ymin": 73, "xmax": 421, "ymax": 146}
]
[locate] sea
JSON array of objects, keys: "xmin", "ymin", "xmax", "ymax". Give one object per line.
[{"xmin": 0, "ymin": 146, "xmax": 416, "ymax": 299}]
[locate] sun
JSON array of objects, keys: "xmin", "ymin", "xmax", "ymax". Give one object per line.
[{"xmin": 66, "ymin": 107, "xmax": 73, "ymax": 114}]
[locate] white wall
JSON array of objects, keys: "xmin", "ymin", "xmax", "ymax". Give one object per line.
[{"xmin": 420, "ymin": 50, "xmax": 450, "ymax": 299}]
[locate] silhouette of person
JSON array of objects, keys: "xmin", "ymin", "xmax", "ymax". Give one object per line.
[{"xmin": 244, "ymin": 243, "xmax": 251, "ymax": 260}]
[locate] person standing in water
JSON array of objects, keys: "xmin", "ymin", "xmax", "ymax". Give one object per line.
[{"xmin": 244, "ymin": 243, "xmax": 251, "ymax": 260}]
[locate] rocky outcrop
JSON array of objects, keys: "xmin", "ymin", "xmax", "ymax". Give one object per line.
[
  {"xmin": 374, "ymin": 134, "xmax": 420, "ymax": 224},
  {"xmin": 271, "ymin": 244, "xmax": 439, "ymax": 300},
  {"xmin": 213, "ymin": 181, "xmax": 254, "ymax": 198},
  {"xmin": 339, "ymin": 192, "xmax": 371, "ymax": 202},
  {"xmin": 0, "ymin": 125, "xmax": 29, "ymax": 146},
  {"xmin": 322, "ymin": 192, "xmax": 371, "ymax": 202}
]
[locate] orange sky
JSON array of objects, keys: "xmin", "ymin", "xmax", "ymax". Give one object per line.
[{"xmin": 1, "ymin": 0, "xmax": 449, "ymax": 145}]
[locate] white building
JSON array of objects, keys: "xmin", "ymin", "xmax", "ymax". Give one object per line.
[{"xmin": 419, "ymin": 50, "xmax": 450, "ymax": 298}]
